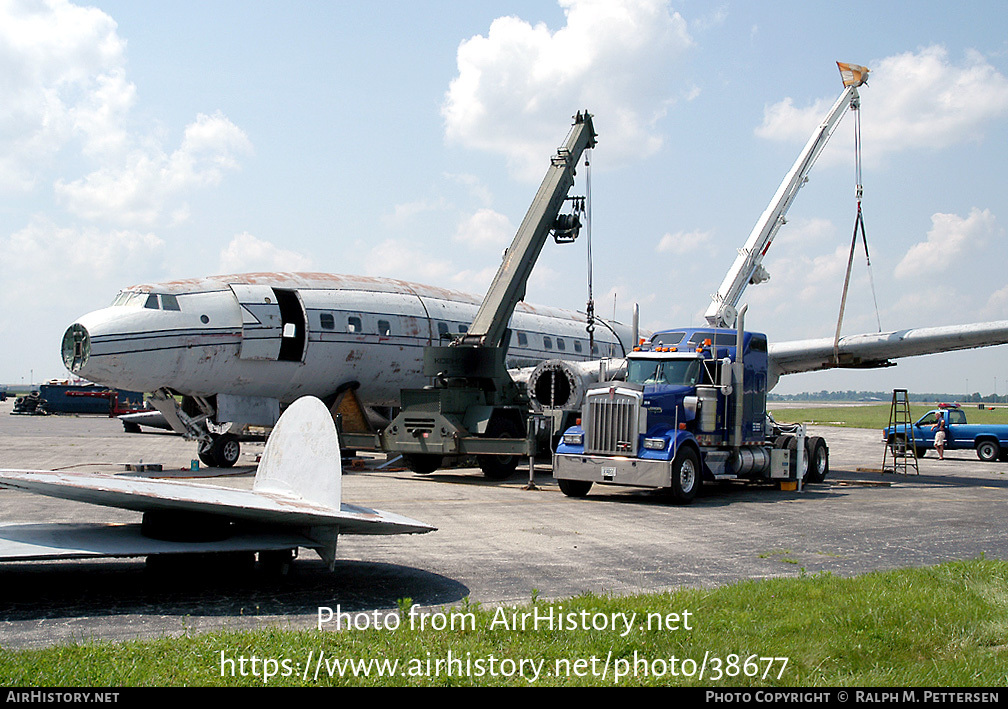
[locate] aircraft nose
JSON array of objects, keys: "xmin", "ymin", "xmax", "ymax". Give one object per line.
[{"xmin": 61, "ymin": 323, "xmax": 91, "ymax": 373}]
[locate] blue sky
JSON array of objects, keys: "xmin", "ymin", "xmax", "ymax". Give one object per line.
[{"xmin": 3, "ymin": 0, "xmax": 1008, "ymax": 396}]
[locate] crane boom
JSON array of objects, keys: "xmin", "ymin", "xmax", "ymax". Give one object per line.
[
  {"xmin": 343, "ymin": 111, "xmax": 600, "ymax": 480},
  {"xmin": 704, "ymin": 65, "xmax": 867, "ymax": 328},
  {"xmin": 462, "ymin": 111, "xmax": 597, "ymax": 348}
]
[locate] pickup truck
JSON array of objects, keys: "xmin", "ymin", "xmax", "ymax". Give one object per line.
[{"xmin": 883, "ymin": 406, "xmax": 1008, "ymax": 461}]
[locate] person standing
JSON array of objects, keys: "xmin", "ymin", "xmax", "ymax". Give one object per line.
[{"xmin": 932, "ymin": 411, "xmax": 948, "ymax": 460}]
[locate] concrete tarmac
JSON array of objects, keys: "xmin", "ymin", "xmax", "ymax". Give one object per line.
[{"xmin": 1, "ymin": 400, "xmax": 1007, "ymax": 649}]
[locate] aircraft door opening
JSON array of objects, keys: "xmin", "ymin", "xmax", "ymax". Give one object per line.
[
  {"xmin": 229, "ymin": 285, "xmax": 308, "ymax": 362},
  {"xmin": 275, "ymin": 288, "xmax": 307, "ymax": 362}
]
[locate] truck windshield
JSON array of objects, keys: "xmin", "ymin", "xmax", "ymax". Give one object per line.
[{"xmin": 627, "ymin": 358, "xmax": 701, "ymax": 386}]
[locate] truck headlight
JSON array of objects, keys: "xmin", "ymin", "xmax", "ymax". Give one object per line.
[
  {"xmin": 563, "ymin": 432, "xmax": 583, "ymax": 446},
  {"xmin": 643, "ymin": 437, "xmax": 667, "ymax": 450}
]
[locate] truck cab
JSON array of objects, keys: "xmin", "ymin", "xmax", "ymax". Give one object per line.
[{"xmin": 554, "ymin": 326, "xmax": 820, "ymax": 502}]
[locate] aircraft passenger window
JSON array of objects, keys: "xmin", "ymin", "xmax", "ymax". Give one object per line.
[
  {"xmin": 161, "ymin": 294, "xmax": 180, "ymax": 311},
  {"xmin": 556, "ymin": 338, "xmax": 566, "ymax": 351},
  {"xmin": 517, "ymin": 332, "xmax": 528, "ymax": 346},
  {"xmin": 591, "ymin": 343, "xmax": 599, "ymax": 356},
  {"xmin": 438, "ymin": 322, "xmax": 449, "ymax": 339},
  {"xmin": 378, "ymin": 319, "xmax": 392, "ymax": 336},
  {"xmin": 348, "ymin": 316, "xmax": 362, "ymax": 333},
  {"xmin": 144, "ymin": 294, "xmax": 159, "ymax": 310},
  {"xmin": 543, "ymin": 336, "xmax": 553, "ymax": 351},
  {"xmin": 458, "ymin": 324, "xmax": 468, "ymax": 333},
  {"xmin": 574, "ymin": 340, "xmax": 582, "ymax": 353},
  {"xmin": 320, "ymin": 313, "xmax": 335, "ymax": 330}
]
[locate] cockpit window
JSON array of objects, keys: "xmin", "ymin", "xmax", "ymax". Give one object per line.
[
  {"xmin": 627, "ymin": 358, "xmax": 701, "ymax": 386},
  {"xmin": 111, "ymin": 291, "xmax": 182, "ymax": 310},
  {"xmin": 112, "ymin": 291, "xmax": 145, "ymax": 307}
]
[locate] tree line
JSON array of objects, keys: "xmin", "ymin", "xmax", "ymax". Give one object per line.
[{"xmin": 768, "ymin": 390, "xmax": 1008, "ymax": 404}]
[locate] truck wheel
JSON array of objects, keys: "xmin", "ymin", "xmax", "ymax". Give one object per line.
[
  {"xmin": 403, "ymin": 454, "xmax": 443, "ymax": 475},
  {"xmin": 976, "ymin": 440, "xmax": 1000, "ymax": 462},
  {"xmin": 558, "ymin": 479, "xmax": 592, "ymax": 497},
  {"xmin": 478, "ymin": 418, "xmax": 521, "ymax": 480},
  {"xmin": 915, "ymin": 446, "xmax": 928, "ymax": 459},
  {"xmin": 478, "ymin": 455, "xmax": 519, "ymax": 480},
  {"xmin": 786, "ymin": 437, "xmax": 810, "ymax": 482},
  {"xmin": 669, "ymin": 447, "xmax": 700, "ymax": 504},
  {"xmin": 805, "ymin": 437, "xmax": 829, "ymax": 483}
]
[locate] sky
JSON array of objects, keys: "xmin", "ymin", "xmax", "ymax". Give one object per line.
[{"xmin": 2, "ymin": 0, "xmax": 1008, "ymax": 396}]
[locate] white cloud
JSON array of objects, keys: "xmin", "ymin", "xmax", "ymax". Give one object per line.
[
  {"xmin": 442, "ymin": 0, "xmax": 692, "ymax": 179},
  {"xmin": 1, "ymin": 1, "xmax": 251, "ymax": 225},
  {"xmin": 982, "ymin": 284, "xmax": 1008, "ymax": 320},
  {"xmin": 381, "ymin": 198, "xmax": 450, "ymax": 229},
  {"xmin": 362, "ymin": 238, "xmax": 457, "ymax": 284},
  {"xmin": 455, "ymin": 208, "xmax": 515, "ymax": 248},
  {"xmin": 757, "ymin": 47, "xmax": 1008, "ymax": 163},
  {"xmin": 894, "ymin": 208, "xmax": 999, "ymax": 280},
  {"xmin": 449, "ymin": 264, "xmax": 501, "ymax": 295},
  {"xmin": 55, "ymin": 112, "xmax": 251, "ymax": 226},
  {"xmin": 690, "ymin": 5, "xmax": 728, "ymax": 33},
  {"xmin": 446, "ymin": 173, "xmax": 494, "ymax": 206},
  {"xmin": 0, "ymin": 0, "xmax": 132, "ymax": 190},
  {"xmin": 0, "ymin": 217, "xmax": 166, "ymax": 337},
  {"xmin": 5, "ymin": 218, "xmax": 164, "ymax": 280},
  {"xmin": 218, "ymin": 232, "xmax": 314, "ymax": 274},
  {"xmin": 657, "ymin": 229, "xmax": 712, "ymax": 254}
]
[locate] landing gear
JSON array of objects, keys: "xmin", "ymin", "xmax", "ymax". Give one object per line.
[{"xmin": 198, "ymin": 432, "xmax": 241, "ymax": 468}]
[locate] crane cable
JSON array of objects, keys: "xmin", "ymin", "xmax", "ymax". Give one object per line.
[
  {"xmin": 833, "ymin": 101, "xmax": 882, "ymax": 363},
  {"xmin": 584, "ymin": 150, "xmax": 596, "ymax": 353}
]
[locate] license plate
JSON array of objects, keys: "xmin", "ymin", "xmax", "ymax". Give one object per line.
[{"xmin": 602, "ymin": 466, "xmax": 616, "ymax": 481}]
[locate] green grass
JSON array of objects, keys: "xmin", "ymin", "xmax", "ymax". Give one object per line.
[
  {"xmin": 769, "ymin": 403, "xmax": 1008, "ymax": 429},
  {"xmin": 2, "ymin": 559, "xmax": 1007, "ymax": 686}
]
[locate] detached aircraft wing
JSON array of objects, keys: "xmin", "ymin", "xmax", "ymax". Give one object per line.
[
  {"xmin": 767, "ymin": 320, "xmax": 1008, "ymax": 389},
  {"xmin": 0, "ymin": 396, "xmax": 434, "ymax": 568}
]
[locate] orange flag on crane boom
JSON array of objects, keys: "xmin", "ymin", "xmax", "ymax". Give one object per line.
[{"xmin": 837, "ymin": 62, "xmax": 870, "ymax": 87}]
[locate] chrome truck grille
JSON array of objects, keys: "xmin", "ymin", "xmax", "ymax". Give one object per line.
[{"xmin": 583, "ymin": 386, "xmax": 643, "ymax": 456}]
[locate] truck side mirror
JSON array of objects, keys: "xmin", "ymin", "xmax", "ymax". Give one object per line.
[{"xmin": 720, "ymin": 358, "xmax": 733, "ymax": 395}]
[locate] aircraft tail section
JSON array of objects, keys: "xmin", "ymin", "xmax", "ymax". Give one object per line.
[
  {"xmin": 253, "ymin": 396, "xmax": 342, "ymax": 511},
  {"xmin": 0, "ymin": 396, "xmax": 433, "ymax": 567}
]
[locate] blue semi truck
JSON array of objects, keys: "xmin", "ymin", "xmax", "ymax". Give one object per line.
[
  {"xmin": 883, "ymin": 404, "xmax": 1008, "ymax": 461},
  {"xmin": 552, "ymin": 320, "xmax": 829, "ymax": 502}
]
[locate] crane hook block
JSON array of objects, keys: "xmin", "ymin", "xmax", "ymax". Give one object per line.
[{"xmin": 552, "ymin": 213, "xmax": 581, "ymax": 243}]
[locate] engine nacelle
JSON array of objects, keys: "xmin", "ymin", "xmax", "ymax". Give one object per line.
[{"xmin": 526, "ymin": 358, "xmax": 626, "ymax": 411}]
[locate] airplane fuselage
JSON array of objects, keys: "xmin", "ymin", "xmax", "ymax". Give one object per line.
[{"xmin": 62, "ymin": 272, "xmax": 631, "ymax": 409}]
